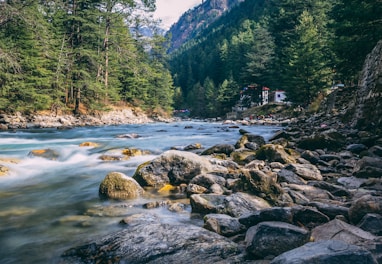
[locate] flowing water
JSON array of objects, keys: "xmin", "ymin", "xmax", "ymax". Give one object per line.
[{"xmin": 0, "ymin": 121, "xmax": 279, "ymax": 263}]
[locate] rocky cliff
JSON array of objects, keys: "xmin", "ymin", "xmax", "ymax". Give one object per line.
[
  {"xmin": 167, "ymin": 0, "xmax": 244, "ymax": 52},
  {"xmin": 351, "ymin": 40, "xmax": 382, "ymax": 132}
]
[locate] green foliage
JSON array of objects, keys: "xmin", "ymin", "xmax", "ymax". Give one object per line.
[
  {"xmin": 332, "ymin": 0, "xmax": 382, "ymax": 83},
  {"xmin": 0, "ymin": 0, "xmax": 173, "ymax": 114},
  {"xmin": 169, "ymin": 0, "xmax": 372, "ymax": 115},
  {"xmin": 283, "ymin": 10, "xmax": 333, "ymax": 105}
]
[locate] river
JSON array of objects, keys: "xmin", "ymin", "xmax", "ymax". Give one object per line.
[{"xmin": 0, "ymin": 121, "xmax": 279, "ymax": 263}]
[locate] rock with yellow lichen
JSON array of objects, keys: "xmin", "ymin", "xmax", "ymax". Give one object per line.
[
  {"xmin": 99, "ymin": 172, "xmax": 144, "ymax": 200},
  {"xmin": 28, "ymin": 149, "xmax": 60, "ymax": 160}
]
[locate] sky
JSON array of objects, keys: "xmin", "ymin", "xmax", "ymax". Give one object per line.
[{"xmin": 154, "ymin": 0, "xmax": 203, "ymax": 29}]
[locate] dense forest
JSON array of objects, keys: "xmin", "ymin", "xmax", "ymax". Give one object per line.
[
  {"xmin": 169, "ymin": 0, "xmax": 382, "ymax": 118},
  {"xmin": 0, "ymin": 0, "xmax": 381, "ymax": 118},
  {"xmin": 0, "ymin": 0, "xmax": 174, "ymax": 115}
]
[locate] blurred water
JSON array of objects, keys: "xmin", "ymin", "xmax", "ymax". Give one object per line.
[{"xmin": 0, "ymin": 121, "xmax": 279, "ymax": 263}]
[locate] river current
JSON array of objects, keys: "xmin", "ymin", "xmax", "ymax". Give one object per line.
[{"xmin": 0, "ymin": 121, "xmax": 279, "ymax": 263}]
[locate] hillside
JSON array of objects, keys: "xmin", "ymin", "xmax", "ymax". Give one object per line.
[
  {"xmin": 166, "ymin": 0, "xmax": 244, "ymax": 52},
  {"xmin": 168, "ymin": 0, "xmax": 382, "ymax": 119}
]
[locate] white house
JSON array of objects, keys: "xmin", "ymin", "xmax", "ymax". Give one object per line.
[{"xmin": 262, "ymin": 87, "xmax": 270, "ymax": 105}]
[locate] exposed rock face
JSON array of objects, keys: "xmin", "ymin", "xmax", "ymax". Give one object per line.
[
  {"xmin": 167, "ymin": 0, "xmax": 245, "ymax": 52},
  {"xmin": 352, "ymin": 40, "xmax": 382, "ymax": 131},
  {"xmin": 61, "ymin": 214, "xmax": 243, "ymax": 263}
]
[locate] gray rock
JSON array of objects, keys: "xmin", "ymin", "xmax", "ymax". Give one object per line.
[
  {"xmin": 319, "ymin": 154, "xmax": 341, "ymax": 162},
  {"xmin": 186, "ymin": 183, "xmax": 207, "ymax": 196},
  {"xmin": 308, "ymin": 202, "xmax": 349, "ymax": 220},
  {"xmin": 270, "ymin": 240, "xmax": 377, "ymax": 264},
  {"xmin": 277, "ymin": 168, "xmax": 307, "ymax": 185},
  {"xmin": 190, "ymin": 192, "xmax": 270, "ymax": 217},
  {"xmin": 301, "ymin": 150, "xmax": 320, "ymax": 164},
  {"xmin": 61, "ymin": 214, "xmax": 243, "ymax": 263},
  {"xmin": 358, "ymin": 213, "xmax": 382, "ymax": 236},
  {"xmin": 201, "ymin": 144, "xmax": 235, "ymax": 156},
  {"xmin": 203, "ymin": 214, "xmax": 246, "ymax": 237},
  {"xmin": 292, "ymin": 206, "xmax": 330, "ymax": 229},
  {"xmin": 133, "ymin": 150, "xmax": 214, "ymax": 187},
  {"xmin": 311, "ymin": 219, "xmax": 382, "ymax": 261},
  {"xmin": 239, "ymin": 207, "xmax": 294, "ymax": 227},
  {"xmin": 347, "ymin": 143, "xmax": 368, "ymax": 154},
  {"xmin": 245, "ymin": 221, "xmax": 310, "ymax": 259},
  {"xmin": 353, "ymin": 156, "xmax": 382, "ymax": 178},
  {"xmin": 369, "ymin": 145, "xmax": 382, "ymax": 157},
  {"xmin": 190, "ymin": 173, "xmax": 226, "ymax": 189},
  {"xmin": 285, "ymin": 163, "xmax": 323, "ymax": 181},
  {"xmin": 337, "ymin": 176, "xmax": 367, "ymax": 189},
  {"xmin": 209, "ymin": 183, "xmax": 225, "ymax": 194},
  {"xmin": 308, "ymin": 181, "xmax": 351, "ymax": 197},
  {"xmin": 285, "ymin": 184, "xmax": 332, "ymax": 202}
]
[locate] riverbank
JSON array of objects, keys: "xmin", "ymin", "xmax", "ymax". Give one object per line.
[{"xmin": 0, "ymin": 107, "xmax": 174, "ymax": 130}]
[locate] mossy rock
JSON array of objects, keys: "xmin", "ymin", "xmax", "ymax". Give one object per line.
[
  {"xmin": 256, "ymin": 144, "xmax": 297, "ymax": 164},
  {"xmin": 99, "ymin": 172, "xmax": 144, "ymax": 200},
  {"xmin": 231, "ymin": 149, "xmax": 257, "ymax": 165}
]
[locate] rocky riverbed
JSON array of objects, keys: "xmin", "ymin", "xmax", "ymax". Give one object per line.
[
  {"xmin": 57, "ymin": 116, "xmax": 382, "ymax": 263},
  {"xmin": 60, "ymin": 40, "xmax": 382, "ymax": 263}
]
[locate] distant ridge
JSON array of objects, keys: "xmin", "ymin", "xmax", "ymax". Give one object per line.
[{"xmin": 166, "ymin": 0, "xmax": 245, "ymax": 52}]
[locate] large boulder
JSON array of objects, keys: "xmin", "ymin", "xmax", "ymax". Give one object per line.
[
  {"xmin": 61, "ymin": 214, "xmax": 243, "ymax": 263},
  {"xmin": 133, "ymin": 150, "xmax": 215, "ymax": 187},
  {"xmin": 245, "ymin": 221, "xmax": 310, "ymax": 259},
  {"xmin": 358, "ymin": 213, "xmax": 382, "ymax": 236},
  {"xmin": 270, "ymin": 240, "xmax": 377, "ymax": 264},
  {"xmin": 99, "ymin": 172, "xmax": 144, "ymax": 200}
]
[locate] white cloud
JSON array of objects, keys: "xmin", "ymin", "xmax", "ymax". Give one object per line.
[{"xmin": 154, "ymin": 0, "xmax": 202, "ymax": 29}]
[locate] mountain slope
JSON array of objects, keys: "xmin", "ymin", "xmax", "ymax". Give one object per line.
[{"xmin": 166, "ymin": 0, "xmax": 245, "ymax": 52}]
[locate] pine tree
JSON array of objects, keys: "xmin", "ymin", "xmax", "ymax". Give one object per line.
[{"xmin": 283, "ymin": 10, "xmax": 332, "ymax": 105}]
